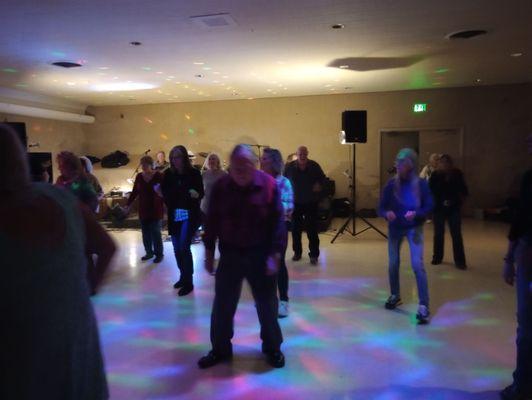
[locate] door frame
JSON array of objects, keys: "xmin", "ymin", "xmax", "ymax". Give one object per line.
[{"xmin": 379, "ymin": 126, "xmax": 464, "ymax": 190}]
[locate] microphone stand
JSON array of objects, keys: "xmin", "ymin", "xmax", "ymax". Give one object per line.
[{"xmin": 127, "ymin": 149, "xmax": 150, "ymax": 184}]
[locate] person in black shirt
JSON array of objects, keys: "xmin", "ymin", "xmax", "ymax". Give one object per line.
[
  {"xmin": 284, "ymin": 146, "xmax": 325, "ymax": 265},
  {"xmin": 429, "ymin": 154, "xmax": 468, "ymax": 269},
  {"xmin": 160, "ymin": 145, "xmax": 204, "ymax": 296},
  {"xmin": 500, "ymin": 133, "xmax": 532, "ymax": 400}
]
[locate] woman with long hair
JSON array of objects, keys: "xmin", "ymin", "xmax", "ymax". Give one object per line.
[
  {"xmin": 0, "ymin": 124, "xmax": 115, "ymax": 399},
  {"xmin": 56, "ymin": 151, "xmax": 98, "ymax": 212},
  {"xmin": 161, "ymin": 145, "xmax": 204, "ymax": 296},
  {"xmin": 261, "ymin": 148, "xmax": 294, "ymax": 318},
  {"xmin": 378, "ymin": 148, "xmax": 434, "ymax": 324}
]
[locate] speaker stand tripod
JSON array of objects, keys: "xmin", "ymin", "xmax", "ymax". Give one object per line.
[{"xmin": 330, "ymin": 143, "xmax": 387, "ymax": 243}]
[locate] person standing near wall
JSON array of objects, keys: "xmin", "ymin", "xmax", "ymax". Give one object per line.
[
  {"xmin": 420, "ymin": 153, "xmax": 440, "ymax": 181},
  {"xmin": 500, "ymin": 133, "xmax": 532, "ymax": 400},
  {"xmin": 429, "ymin": 154, "xmax": 469, "ymax": 269},
  {"xmin": 200, "ymin": 153, "xmax": 226, "ymax": 220},
  {"xmin": 126, "ymin": 155, "xmax": 165, "ymax": 263},
  {"xmin": 284, "ymin": 146, "xmax": 325, "ymax": 265},
  {"xmin": 154, "ymin": 151, "xmax": 170, "ymax": 172},
  {"xmin": 378, "ymin": 148, "xmax": 434, "ymax": 324},
  {"xmin": 261, "ymin": 148, "xmax": 294, "ymax": 318},
  {"xmin": 161, "ymin": 145, "xmax": 203, "ymax": 296},
  {"xmin": 199, "ymin": 144, "xmax": 285, "ymax": 369}
]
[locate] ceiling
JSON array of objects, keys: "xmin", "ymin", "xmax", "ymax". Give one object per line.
[{"xmin": 1, "ymin": 0, "xmax": 531, "ymax": 107}]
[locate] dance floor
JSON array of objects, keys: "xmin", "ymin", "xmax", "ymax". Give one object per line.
[{"xmin": 93, "ymin": 218, "xmax": 515, "ymax": 399}]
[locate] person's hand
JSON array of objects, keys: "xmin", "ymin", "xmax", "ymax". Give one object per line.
[
  {"xmin": 385, "ymin": 211, "xmax": 396, "ymax": 222},
  {"xmin": 266, "ymin": 253, "xmax": 280, "ymax": 276},
  {"xmin": 312, "ymin": 183, "xmax": 322, "ymax": 192},
  {"xmin": 189, "ymin": 189, "xmax": 200, "ymax": 199},
  {"xmin": 503, "ymin": 258, "xmax": 515, "ymax": 286},
  {"xmin": 404, "ymin": 211, "xmax": 416, "ymax": 221},
  {"xmin": 205, "ymin": 250, "xmax": 215, "ymax": 275},
  {"xmin": 153, "ymin": 183, "xmax": 162, "ymax": 194}
]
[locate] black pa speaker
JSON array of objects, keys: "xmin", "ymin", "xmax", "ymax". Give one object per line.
[
  {"xmin": 6, "ymin": 122, "xmax": 27, "ymax": 148},
  {"xmin": 342, "ymin": 111, "xmax": 367, "ymax": 143}
]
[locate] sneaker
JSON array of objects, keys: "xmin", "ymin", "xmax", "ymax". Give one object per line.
[
  {"xmin": 416, "ymin": 305, "xmax": 430, "ymax": 324},
  {"xmin": 173, "ymin": 280, "xmax": 183, "ymax": 289},
  {"xmin": 265, "ymin": 350, "xmax": 285, "ymax": 368},
  {"xmin": 178, "ymin": 285, "xmax": 194, "ymax": 296},
  {"xmin": 310, "ymin": 257, "xmax": 318, "ymax": 265},
  {"xmin": 292, "ymin": 254, "xmax": 302, "ymax": 261},
  {"xmin": 153, "ymin": 255, "xmax": 163, "ymax": 263},
  {"xmin": 500, "ymin": 384, "xmax": 532, "ymax": 400},
  {"xmin": 278, "ymin": 301, "xmax": 289, "ymax": 318},
  {"xmin": 384, "ymin": 295, "xmax": 402, "ymax": 310},
  {"xmin": 198, "ymin": 350, "xmax": 232, "ymax": 369},
  {"xmin": 141, "ymin": 254, "xmax": 154, "ymax": 261}
]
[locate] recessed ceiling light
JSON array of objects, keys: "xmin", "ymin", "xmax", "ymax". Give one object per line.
[
  {"xmin": 195, "ymin": 74, "xmax": 204, "ymax": 78},
  {"xmin": 331, "ymin": 24, "xmax": 344, "ymax": 29},
  {"xmin": 446, "ymin": 30, "xmax": 487, "ymax": 40},
  {"xmin": 510, "ymin": 52, "xmax": 523, "ymax": 57},
  {"xmin": 98, "ymin": 67, "xmax": 110, "ymax": 70},
  {"xmin": 339, "ymin": 65, "xmax": 349, "ymax": 69},
  {"xmin": 193, "ymin": 62, "xmax": 205, "ymax": 65},
  {"xmin": 130, "ymin": 41, "xmax": 142, "ymax": 46},
  {"xmin": 203, "ymin": 67, "xmax": 212, "ymax": 71}
]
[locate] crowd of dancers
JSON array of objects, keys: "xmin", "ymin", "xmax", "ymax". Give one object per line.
[{"xmin": 1, "ymin": 121, "xmax": 531, "ymax": 400}]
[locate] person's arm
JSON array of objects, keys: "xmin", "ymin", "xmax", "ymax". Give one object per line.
[
  {"xmin": 193, "ymin": 169, "xmax": 205, "ymax": 200},
  {"xmin": 126, "ymin": 174, "xmax": 140, "ymax": 207},
  {"xmin": 81, "ymin": 204, "xmax": 116, "ymax": 289},
  {"xmin": 160, "ymin": 170, "xmax": 173, "ymax": 208},
  {"xmin": 416, "ymin": 180, "xmax": 434, "ymax": 219},
  {"xmin": 420, "ymin": 165, "xmax": 429, "ymax": 179},
  {"xmin": 284, "ymin": 178, "xmax": 294, "ymax": 219},
  {"xmin": 312, "ymin": 161, "xmax": 326, "ymax": 192},
  {"xmin": 458, "ymin": 170, "xmax": 469, "ymax": 198},
  {"xmin": 267, "ymin": 182, "xmax": 285, "ymax": 275},
  {"xmin": 203, "ymin": 180, "xmax": 222, "ymax": 274}
]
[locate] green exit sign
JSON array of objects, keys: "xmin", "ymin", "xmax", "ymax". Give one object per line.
[{"xmin": 413, "ymin": 103, "xmax": 427, "ymax": 113}]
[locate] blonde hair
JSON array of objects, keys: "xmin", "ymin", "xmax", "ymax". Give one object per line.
[
  {"xmin": 0, "ymin": 124, "xmax": 30, "ymax": 194},
  {"xmin": 202, "ymin": 152, "xmax": 222, "ymax": 171}
]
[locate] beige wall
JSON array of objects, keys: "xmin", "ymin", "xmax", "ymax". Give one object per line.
[
  {"xmin": 1, "ymin": 113, "xmax": 86, "ymax": 181},
  {"xmin": 84, "ymin": 83, "xmax": 531, "ymax": 210}
]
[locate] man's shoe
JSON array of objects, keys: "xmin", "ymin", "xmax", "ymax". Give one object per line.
[
  {"xmin": 431, "ymin": 258, "xmax": 442, "ymax": 265},
  {"xmin": 178, "ymin": 285, "xmax": 194, "ymax": 296},
  {"xmin": 416, "ymin": 305, "xmax": 430, "ymax": 324},
  {"xmin": 141, "ymin": 254, "xmax": 154, "ymax": 261},
  {"xmin": 198, "ymin": 351, "xmax": 232, "ymax": 369},
  {"xmin": 384, "ymin": 295, "xmax": 402, "ymax": 310},
  {"xmin": 153, "ymin": 255, "xmax": 163, "ymax": 263},
  {"xmin": 292, "ymin": 254, "xmax": 302, "ymax": 261},
  {"xmin": 455, "ymin": 263, "xmax": 468, "ymax": 270},
  {"xmin": 278, "ymin": 301, "xmax": 289, "ymax": 318},
  {"xmin": 310, "ymin": 257, "xmax": 318, "ymax": 265},
  {"xmin": 265, "ymin": 350, "xmax": 285, "ymax": 368},
  {"xmin": 173, "ymin": 280, "xmax": 183, "ymax": 289}
]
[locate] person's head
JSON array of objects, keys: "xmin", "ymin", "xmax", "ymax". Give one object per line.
[
  {"xmin": 79, "ymin": 156, "xmax": 93, "ymax": 174},
  {"xmin": 169, "ymin": 145, "xmax": 192, "ymax": 172},
  {"xmin": 428, "ymin": 153, "xmax": 440, "ymax": 168},
  {"xmin": 29, "ymin": 158, "xmax": 50, "ymax": 183},
  {"xmin": 296, "ymin": 146, "xmax": 309, "ymax": 166},
  {"xmin": 57, "ymin": 151, "xmax": 83, "ymax": 180},
  {"xmin": 437, "ymin": 154, "xmax": 453, "ymax": 171},
  {"xmin": 156, "ymin": 151, "xmax": 166, "ymax": 163},
  {"xmin": 0, "ymin": 124, "xmax": 30, "ymax": 194},
  {"xmin": 140, "ymin": 155, "xmax": 154, "ymax": 173},
  {"xmin": 526, "ymin": 133, "xmax": 532, "ymax": 155},
  {"xmin": 395, "ymin": 148, "xmax": 418, "ymax": 180},
  {"xmin": 229, "ymin": 144, "xmax": 257, "ymax": 187},
  {"xmin": 204, "ymin": 153, "xmax": 222, "ymax": 171},
  {"xmin": 261, "ymin": 148, "xmax": 284, "ymax": 177}
]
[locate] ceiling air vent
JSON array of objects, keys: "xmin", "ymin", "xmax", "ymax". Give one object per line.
[
  {"xmin": 52, "ymin": 61, "xmax": 82, "ymax": 68},
  {"xmin": 190, "ymin": 13, "xmax": 237, "ymax": 29},
  {"xmin": 446, "ymin": 30, "xmax": 487, "ymax": 40}
]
